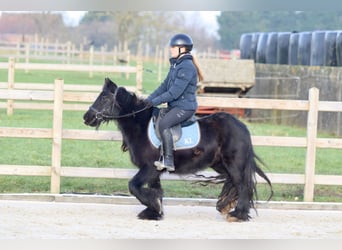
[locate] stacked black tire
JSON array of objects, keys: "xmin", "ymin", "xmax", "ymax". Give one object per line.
[{"xmin": 240, "ymin": 30, "xmax": 342, "ymax": 66}]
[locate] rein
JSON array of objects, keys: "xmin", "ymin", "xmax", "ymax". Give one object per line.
[
  {"xmin": 90, "ymin": 104, "xmax": 150, "ymax": 120},
  {"xmin": 89, "ymin": 86, "xmax": 152, "ymax": 121}
]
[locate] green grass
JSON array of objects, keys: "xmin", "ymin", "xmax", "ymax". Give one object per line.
[
  {"xmin": 0, "ymin": 61, "xmax": 341, "ymax": 202},
  {"xmin": 0, "ymin": 60, "xmax": 165, "ymax": 92}
]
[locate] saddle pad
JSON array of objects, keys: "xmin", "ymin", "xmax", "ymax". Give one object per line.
[{"xmin": 147, "ymin": 119, "xmax": 200, "ymax": 150}]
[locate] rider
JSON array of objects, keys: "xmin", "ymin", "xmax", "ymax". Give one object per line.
[{"xmin": 146, "ymin": 33, "xmax": 204, "ymax": 172}]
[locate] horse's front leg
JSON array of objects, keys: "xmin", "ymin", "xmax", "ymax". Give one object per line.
[{"xmin": 128, "ymin": 166, "xmax": 164, "ymax": 220}]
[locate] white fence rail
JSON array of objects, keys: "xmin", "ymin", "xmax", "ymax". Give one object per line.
[{"xmin": 1, "ymin": 77, "xmax": 341, "ymax": 201}]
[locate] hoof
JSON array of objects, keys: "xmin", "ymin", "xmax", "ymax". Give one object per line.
[
  {"xmin": 220, "ymin": 200, "xmax": 237, "ymax": 215},
  {"xmin": 227, "ymin": 210, "xmax": 250, "ymax": 222},
  {"xmin": 226, "ymin": 215, "xmax": 243, "ymax": 222},
  {"xmin": 137, "ymin": 208, "xmax": 164, "ymax": 220}
]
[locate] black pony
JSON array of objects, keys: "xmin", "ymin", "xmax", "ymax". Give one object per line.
[{"xmin": 83, "ymin": 78, "xmax": 272, "ymax": 222}]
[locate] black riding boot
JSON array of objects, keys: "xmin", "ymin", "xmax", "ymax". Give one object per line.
[{"xmin": 154, "ymin": 128, "xmax": 175, "ymax": 172}]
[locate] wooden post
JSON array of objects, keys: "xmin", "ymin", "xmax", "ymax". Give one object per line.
[
  {"xmin": 136, "ymin": 60, "xmax": 143, "ymax": 94},
  {"xmin": 54, "ymin": 39, "xmax": 59, "ymax": 57},
  {"xmin": 163, "ymin": 47, "xmax": 169, "ymax": 67},
  {"xmin": 45, "ymin": 38, "xmax": 49, "ymax": 56},
  {"xmin": 303, "ymin": 87, "xmax": 319, "ymax": 202},
  {"xmin": 101, "ymin": 46, "xmax": 105, "ymax": 66},
  {"xmin": 158, "ymin": 49, "xmax": 162, "ymax": 82},
  {"xmin": 79, "ymin": 43, "xmax": 84, "ymax": 63},
  {"xmin": 89, "ymin": 45, "xmax": 94, "ymax": 78},
  {"xmin": 34, "ymin": 34, "xmax": 38, "ymax": 56},
  {"xmin": 71, "ymin": 43, "xmax": 76, "ymax": 62},
  {"xmin": 50, "ymin": 78, "xmax": 64, "ymax": 194},
  {"xmin": 39, "ymin": 37, "xmax": 44, "ymax": 56},
  {"xmin": 25, "ymin": 43, "xmax": 30, "ymax": 73},
  {"xmin": 273, "ymin": 79, "xmax": 280, "ymax": 124},
  {"xmin": 154, "ymin": 45, "xmax": 159, "ymax": 64},
  {"xmin": 7, "ymin": 57, "xmax": 15, "ymax": 116},
  {"xmin": 113, "ymin": 46, "xmax": 117, "ymax": 66},
  {"xmin": 137, "ymin": 40, "xmax": 143, "ymax": 59},
  {"xmin": 16, "ymin": 42, "xmax": 20, "ymax": 62},
  {"xmin": 126, "ymin": 50, "xmax": 130, "ymax": 80},
  {"xmin": 337, "ymin": 75, "xmax": 342, "ymax": 136},
  {"xmin": 66, "ymin": 41, "xmax": 71, "ymax": 64}
]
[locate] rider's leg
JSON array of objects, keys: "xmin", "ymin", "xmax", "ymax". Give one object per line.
[
  {"xmin": 154, "ymin": 107, "xmax": 194, "ymax": 172},
  {"xmin": 154, "ymin": 127, "xmax": 175, "ymax": 171}
]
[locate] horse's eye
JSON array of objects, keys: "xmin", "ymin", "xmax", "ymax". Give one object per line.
[{"xmin": 101, "ymin": 95, "xmax": 111, "ymax": 103}]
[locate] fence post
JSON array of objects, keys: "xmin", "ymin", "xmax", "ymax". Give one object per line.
[
  {"xmin": 25, "ymin": 43, "xmax": 30, "ymax": 73},
  {"xmin": 34, "ymin": 33, "xmax": 38, "ymax": 56},
  {"xmin": 158, "ymin": 49, "xmax": 162, "ymax": 82},
  {"xmin": 136, "ymin": 60, "xmax": 143, "ymax": 94},
  {"xmin": 101, "ymin": 46, "xmax": 105, "ymax": 66},
  {"xmin": 304, "ymin": 87, "xmax": 319, "ymax": 202},
  {"xmin": 66, "ymin": 41, "xmax": 71, "ymax": 64},
  {"xmin": 79, "ymin": 43, "xmax": 84, "ymax": 63},
  {"xmin": 126, "ymin": 50, "xmax": 130, "ymax": 79},
  {"xmin": 50, "ymin": 78, "xmax": 64, "ymax": 194},
  {"xmin": 54, "ymin": 39, "xmax": 59, "ymax": 57},
  {"xmin": 7, "ymin": 57, "xmax": 15, "ymax": 116},
  {"xmin": 113, "ymin": 46, "xmax": 117, "ymax": 65},
  {"xmin": 89, "ymin": 45, "xmax": 94, "ymax": 78},
  {"xmin": 16, "ymin": 42, "xmax": 20, "ymax": 61}
]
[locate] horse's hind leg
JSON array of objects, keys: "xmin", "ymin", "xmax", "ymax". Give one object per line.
[
  {"xmin": 128, "ymin": 167, "xmax": 164, "ymax": 220},
  {"xmin": 227, "ymin": 184, "xmax": 252, "ymax": 222},
  {"xmin": 216, "ymin": 175, "xmax": 238, "ymax": 220},
  {"xmin": 221, "ymin": 155, "xmax": 254, "ymax": 221},
  {"xmin": 226, "ymin": 164, "xmax": 254, "ymax": 221}
]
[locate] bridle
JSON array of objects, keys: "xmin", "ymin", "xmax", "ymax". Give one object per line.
[
  {"xmin": 88, "ymin": 87, "xmax": 151, "ymax": 121},
  {"xmin": 89, "ymin": 105, "xmax": 151, "ymax": 120}
]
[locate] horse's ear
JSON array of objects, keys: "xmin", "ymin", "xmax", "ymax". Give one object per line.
[{"xmin": 104, "ymin": 78, "xmax": 117, "ymax": 93}]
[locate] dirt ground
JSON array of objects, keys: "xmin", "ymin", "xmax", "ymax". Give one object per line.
[{"xmin": 0, "ymin": 199, "xmax": 341, "ymax": 239}]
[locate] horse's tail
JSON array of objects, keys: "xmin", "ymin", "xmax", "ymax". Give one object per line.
[
  {"xmin": 192, "ymin": 150, "xmax": 273, "ymax": 202},
  {"xmin": 253, "ymin": 153, "xmax": 274, "ymax": 201}
]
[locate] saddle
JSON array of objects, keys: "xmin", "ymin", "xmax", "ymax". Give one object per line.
[{"xmin": 147, "ymin": 108, "xmax": 200, "ymax": 150}]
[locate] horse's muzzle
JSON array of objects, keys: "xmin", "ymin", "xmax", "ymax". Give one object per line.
[{"xmin": 83, "ymin": 110, "xmax": 98, "ymax": 127}]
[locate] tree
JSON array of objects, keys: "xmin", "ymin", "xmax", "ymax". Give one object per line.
[
  {"xmin": 77, "ymin": 11, "xmax": 218, "ymax": 54},
  {"xmin": 78, "ymin": 11, "xmax": 185, "ymax": 53},
  {"xmin": 0, "ymin": 12, "xmax": 67, "ymax": 40}
]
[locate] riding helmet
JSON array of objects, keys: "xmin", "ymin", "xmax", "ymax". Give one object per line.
[{"xmin": 169, "ymin": 33, "xmax": 193, "ymax": 51}]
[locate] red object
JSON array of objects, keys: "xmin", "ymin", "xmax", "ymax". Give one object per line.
[{"xmin": 196, "ymin": 106, "xmax": 245, "ymax": 118}]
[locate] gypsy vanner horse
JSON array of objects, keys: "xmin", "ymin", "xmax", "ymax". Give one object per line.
[{"xmin": 83, "ymin": 78, "xmax": 273, "ymax": 222}]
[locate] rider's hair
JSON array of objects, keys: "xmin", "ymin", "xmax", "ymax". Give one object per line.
[{"xmin": 192, "ymin": 54, "xmax": 204, "ymax": 82}]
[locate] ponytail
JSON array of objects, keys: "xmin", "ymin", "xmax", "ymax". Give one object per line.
[{"xmin": 192, "ymin": 54, "xmax": 204, "ymax": 82}]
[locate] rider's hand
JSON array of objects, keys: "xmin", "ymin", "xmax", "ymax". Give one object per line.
[{"xmin": 146, "ymin": 100, "xmax": 154, "ymax": 108}]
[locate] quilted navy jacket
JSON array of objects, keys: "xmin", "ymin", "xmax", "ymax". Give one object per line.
[{"xmin": 147, "ymin": 54, "xmax": 198, "ymax": 111}]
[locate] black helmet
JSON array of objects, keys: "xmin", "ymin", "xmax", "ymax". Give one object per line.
[{"xmin": 169, "ymin": 33, "xmax": 193, "ymax": 51}]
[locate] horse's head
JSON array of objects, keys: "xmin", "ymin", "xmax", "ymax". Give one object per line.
[
  {"xmin": 83, "ymin": 77, "xmax": 147, "ymax": 129},
  {"xmin": 83, "ymin": 78, "xmax": 120, "ymax": 128}
]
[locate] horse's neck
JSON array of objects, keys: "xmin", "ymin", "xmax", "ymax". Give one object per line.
[{"xmin": 117, "ymin": 114, "xmax": 150, "ymax": 140}]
